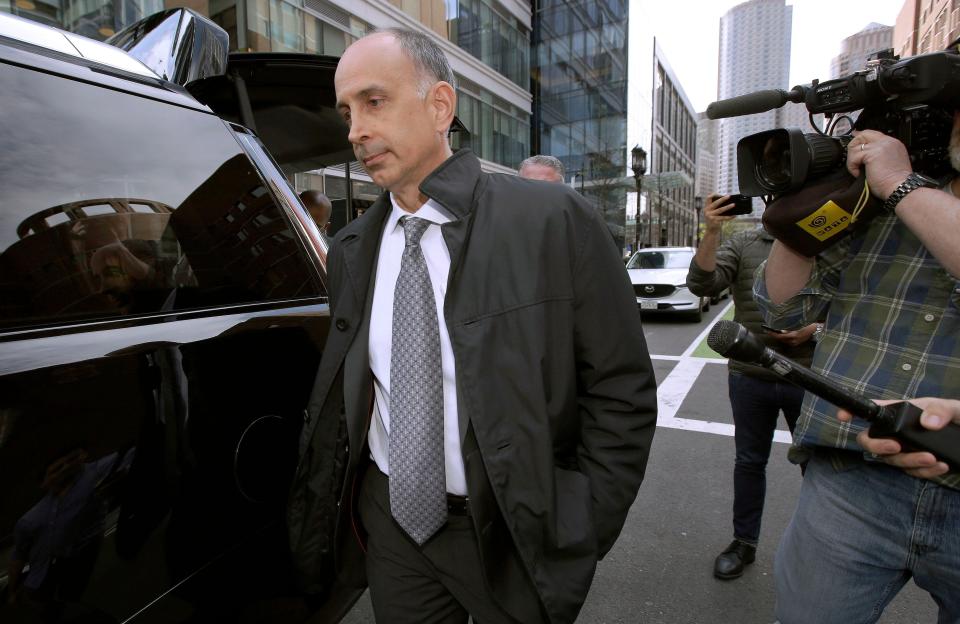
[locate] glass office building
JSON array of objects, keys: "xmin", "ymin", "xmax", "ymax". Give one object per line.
[
  {"xmin": 531, "ymin": 0, "xmax": 629, "ymax": 249},
  {"xmin": 5, "ymin": 0, "xmax": 532, "ymax": 230}
]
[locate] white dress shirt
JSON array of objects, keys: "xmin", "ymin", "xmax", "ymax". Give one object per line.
[{"xmin": 367, "ymin": 194, "xmax": 467, "ymax": 495}]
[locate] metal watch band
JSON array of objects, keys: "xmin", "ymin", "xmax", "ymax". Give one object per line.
[{"xmin": 882, "ymin": 173, "xmax": 938, "ymax": 212}]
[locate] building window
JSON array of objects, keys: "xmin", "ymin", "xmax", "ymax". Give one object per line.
[{"xmin": 447, "ymin": 0, "xmax": 529, "ymax": 88}]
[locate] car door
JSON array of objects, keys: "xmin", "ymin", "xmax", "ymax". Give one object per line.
[{"xmin": 0, "ymin": 48, "xmax": 332, "ymax": 623}]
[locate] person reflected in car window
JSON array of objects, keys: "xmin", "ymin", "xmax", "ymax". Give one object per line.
[{"xmin": 7, "ymin": 447, "xmax": 133, "ymax": 619}]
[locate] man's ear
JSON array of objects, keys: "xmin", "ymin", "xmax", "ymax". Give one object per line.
[{"xmin": 430, "ymin": 81, "xmax": 457, "ymax": 135}]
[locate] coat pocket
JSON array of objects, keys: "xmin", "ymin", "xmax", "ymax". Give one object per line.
[{"xmin": 552, "ymin": 467, "xmax": 596, "ymax": 555}]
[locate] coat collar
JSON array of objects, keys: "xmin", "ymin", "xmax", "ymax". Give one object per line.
[{"xmin": 418, "ymin": 149, "xmax": 483, "ymax": 219}]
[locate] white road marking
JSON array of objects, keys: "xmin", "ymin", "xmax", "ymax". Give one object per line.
[
  {"xmin": 680, "ymin": 301, "xmax": 734, "ymax": 358},
  {"xmin": 651, "ymin": 302, "xmax": 793, "ymax": 445}
]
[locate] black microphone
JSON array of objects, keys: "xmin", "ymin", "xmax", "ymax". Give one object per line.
[
  {"xmin": 706, "ymin": 88, "xmax": 803, "ymax": 120},
  {"xmin": 708, "ymin": 320, "xmax": 960, "ymax": 469}
]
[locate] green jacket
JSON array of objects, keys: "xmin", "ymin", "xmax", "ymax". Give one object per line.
[{"xmin": 686, "ymin": 228, "xmax": 815, "ymax": 380}]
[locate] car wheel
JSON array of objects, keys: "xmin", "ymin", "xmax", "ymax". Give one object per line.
[{"xmin": 688, "ymin": 298, "xmax": 704, "ymax": 323}]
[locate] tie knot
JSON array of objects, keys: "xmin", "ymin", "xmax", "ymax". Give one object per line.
[{"xmin": 399, "ymin": 216, "xmax": 431, "ymax": 247}]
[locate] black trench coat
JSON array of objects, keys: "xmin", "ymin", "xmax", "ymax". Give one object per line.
[{"xmin": 288, "ymin": 150, "xmax": 658, "ymax": 624}]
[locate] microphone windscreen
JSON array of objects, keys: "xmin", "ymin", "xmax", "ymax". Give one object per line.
[{"xmin": 707, "ymin": 320, "xmax": 741, "ymax": 356}]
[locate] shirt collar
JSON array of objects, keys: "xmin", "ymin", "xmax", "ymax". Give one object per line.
[{"xmin": 385, "ymin": 194, "xmax": 454, "ymax": 236}]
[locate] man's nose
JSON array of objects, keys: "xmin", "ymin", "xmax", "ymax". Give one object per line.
[{"xmin": 347, "ymin": 114, "xmax": 369, "ymax": 146}]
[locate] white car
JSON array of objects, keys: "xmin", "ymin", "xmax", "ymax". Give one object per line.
[{"xmin": 626, "ymin": 247, "xmax": 709, "ymax": 322}]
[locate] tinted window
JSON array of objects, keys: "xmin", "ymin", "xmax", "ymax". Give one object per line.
[
  {"xmin": 627, "ymin": 250, "xmax": 694, "ymax": 269},
  {"xmin": 0, "ymin": 61, "xmax": 323, "ymax": 331}
]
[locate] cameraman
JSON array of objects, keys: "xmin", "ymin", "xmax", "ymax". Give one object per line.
[
  {"xmin": 756, "ymin": 119, "xmax": 960, "ymax": 623},
  {"xmin": 686, "ymin": 195, "xmax": 817, "ymax": 581}
]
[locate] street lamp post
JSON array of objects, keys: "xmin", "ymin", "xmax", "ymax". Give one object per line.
[
  {"xmin": 694, "ymin": 195, "xmax": 703, "ymax": 247},
  {"xmin": 630, "ymin": 145, "xmax": 647, "ymax": 253}
]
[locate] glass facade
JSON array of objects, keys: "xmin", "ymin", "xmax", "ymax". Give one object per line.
[
  {"xmin": 532, "ymin": 0, "xmax": 629, "ymax": 249},
  {"xmin": 453, "ymin": 77, "xmax": 529, "ymax": 169},
  {"xmin": 447, "ymin": 0, "xmax": 529, "ymax": 89},
  {"xmin": 2, "ymin": 0, "xmax": 529, "ymax": 172},
  {"xmin": 3, "ymin": 0, "xmax": 162, "ymax": 39},
  {"xmin": 244, "ymin": 0, "xmax": 367, "ymax": 54}
]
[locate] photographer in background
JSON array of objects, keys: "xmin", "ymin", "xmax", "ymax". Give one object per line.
[
  {"xmin": 756, "ymin": 116, "xmax": 960, "ymax": 623},
  {"xmin": 687, "ymin": 194, "xmax": 817, "ymax": 581}
]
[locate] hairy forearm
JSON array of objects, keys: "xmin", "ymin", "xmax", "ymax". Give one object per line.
[
  {"xmin": 895, "ymin": 188, "xmax": 960, "ymax": 277},
  {"xmin": 764, "ymin": 240, "xmax": 815, "ymax": 305},
  {"xmin": 693, "ymin": 228, "xmax": 722, "ymax": 272}
]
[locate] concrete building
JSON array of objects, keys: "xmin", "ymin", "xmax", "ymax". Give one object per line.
[
  {"xmin": 830, "ymin": 22, "xmax": 893, "ymax": 78},
  {"xmin": 894, "ymin": 0, "xmax": 960, "ymax": 58},
  {"xmin": 532, "ymin": 0, "xmax": 629, "ymax": 250},
  {"xmin": 646, "ymin": 40, "xmax": 697, "ymax": 248},
  {"xmin": 626, "ymin": 1, "xmax": 700, "ymax": 252},
  {"xmin": 716, "ymin": 0, "xmax": 793, "ymax": 206}
]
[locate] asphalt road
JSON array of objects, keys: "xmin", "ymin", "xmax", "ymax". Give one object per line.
[{"xmin": 341, "ymin": 301, "xmax": 940, "ymax": 623}]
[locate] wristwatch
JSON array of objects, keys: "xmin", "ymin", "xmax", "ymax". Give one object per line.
[
  {"xmin": 882, "ymin": 172, "xmax": 939, "ymax": 212},
  {"xmin": 812, "ymin": 323, "xmax": 825, "ymax": 343}
]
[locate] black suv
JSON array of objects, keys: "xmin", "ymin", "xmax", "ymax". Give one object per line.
[{"xmin": 0, "ymin": 9, "xmax": 354, "ymax": 623}]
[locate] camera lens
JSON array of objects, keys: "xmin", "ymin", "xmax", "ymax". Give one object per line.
[{"xmin": 757, "ymin": 133, "xmax": 792, "ymax": 189}]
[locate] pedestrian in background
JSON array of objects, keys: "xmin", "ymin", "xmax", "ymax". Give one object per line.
[
  {"xmin": 518, "ymin": 155, "xmax": 565, "ymax": 183},
  {"xmin": 686, "ymin": 194, "xmax": 818, "ymax": 580},
  {"xmin": 299, "ymin": 189, "xmax": 332, "ymax": 234}
]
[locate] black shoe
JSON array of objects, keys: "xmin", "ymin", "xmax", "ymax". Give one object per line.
[{"xmin": 713, "ymin": 539, "xmax": 756, "ymax": 580}]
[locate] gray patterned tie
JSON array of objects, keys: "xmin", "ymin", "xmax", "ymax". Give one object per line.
[{"xmin": 389, "ymin": 215, "xmax": 447, "ymax": 545}]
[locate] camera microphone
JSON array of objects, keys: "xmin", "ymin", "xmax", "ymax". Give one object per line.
[
  {"xmin": 706, "ymin": 87, "xmax": 805, "ymax": 120},
  {"xmin": 707, "ymin": 320, "xmax": 960, "ymax": 469}
]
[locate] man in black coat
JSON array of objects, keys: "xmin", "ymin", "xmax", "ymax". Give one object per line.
[{"xmin": 289, "ymin": 27, "xmax": 657, "ymax": 624}]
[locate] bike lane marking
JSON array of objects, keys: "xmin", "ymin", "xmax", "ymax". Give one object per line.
[{"xmin": 651, "ymin": 301, "xmax": 792, "ymax": 444}]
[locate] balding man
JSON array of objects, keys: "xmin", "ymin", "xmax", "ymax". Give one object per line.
[
  {"xmin": 518, "ymin": 155, "xmax": 565, "ymax": 183},
  {"xmin": 289, "ymin": 27, "xmax": 656, "ymax": 624}
]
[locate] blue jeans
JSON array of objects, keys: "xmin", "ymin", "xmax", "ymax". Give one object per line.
[
  {"xmin": 775, "ymin": 453, "xmax": 960, "ymax": 624},
  {"xmin": 728, "ymin": 373, "xmax": 804, "ymax": 543}
]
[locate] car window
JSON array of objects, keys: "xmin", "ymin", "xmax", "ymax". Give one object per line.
[
  {"xmin": 627, "ymin": 250, "xmax": 693, "ymax": 269},
  {"xmin": 0, "ymin": 61, "xmax": 324, "ymax": 331}
]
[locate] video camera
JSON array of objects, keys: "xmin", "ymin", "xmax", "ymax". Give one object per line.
[
  {"xmin": 708, "ymin": 48, "xmax": 960, "ymax": 196},
  {"xmin": 707, "ymin": 47, "xmax": 960, "ymax": 255}
]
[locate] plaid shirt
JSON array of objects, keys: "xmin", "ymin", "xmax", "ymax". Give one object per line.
[{"xmin": 755, "ymin": 210, "xmax": 960, "ymax": 490}]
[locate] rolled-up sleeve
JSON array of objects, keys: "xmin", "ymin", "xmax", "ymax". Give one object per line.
[{"xmin": 754, "ymin": 243, "xmax": 846, "ymax": 328}]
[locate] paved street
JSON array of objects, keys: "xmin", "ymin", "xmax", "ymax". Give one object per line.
[{"xmin": 342, "ymin": 302, "xmax": 939, "ymax": 623}]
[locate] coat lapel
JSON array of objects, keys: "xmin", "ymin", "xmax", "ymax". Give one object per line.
[{"xmin": 338, "ymin": 195, "xmax": 390, "ymax": 461}]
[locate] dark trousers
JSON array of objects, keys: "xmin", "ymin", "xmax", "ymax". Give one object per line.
[
  {"xmin": 728, "ymin": 372, "xmax": 804, "ymax": 544},
  {"xmin": 358, "ymin": 467, "xmax": 539, "ymax": 624}
]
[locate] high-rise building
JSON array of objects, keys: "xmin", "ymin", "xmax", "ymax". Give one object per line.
[
  {"xmin": 3, "ymin": 0, "xmax": 533, "ymax": 215},
  {"xmin": 893, "ymin": 0, "xmax": 960, "ymax": 58},
  {"xmin": 830, "ymin": 22, "xmax": 893, "ymax": 78},
  {"xmin": 696, "ymin": 112, "xmax": 718, "ymax": 199},
  {"xmin": 648, "ymin": 40, "xmax": 697, "ymax": 248},
  {"xmin": 531, "ymin": 0, "xmax": 629, "ymax": 250},
  {"xmin": 716, "ymin": 0, "xmax": 793, "ymax": 201}
]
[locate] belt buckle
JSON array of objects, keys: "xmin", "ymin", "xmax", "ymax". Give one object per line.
[{"xmin": 446, "ymin": 493, "xmax": 469, "ymax": 516}]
